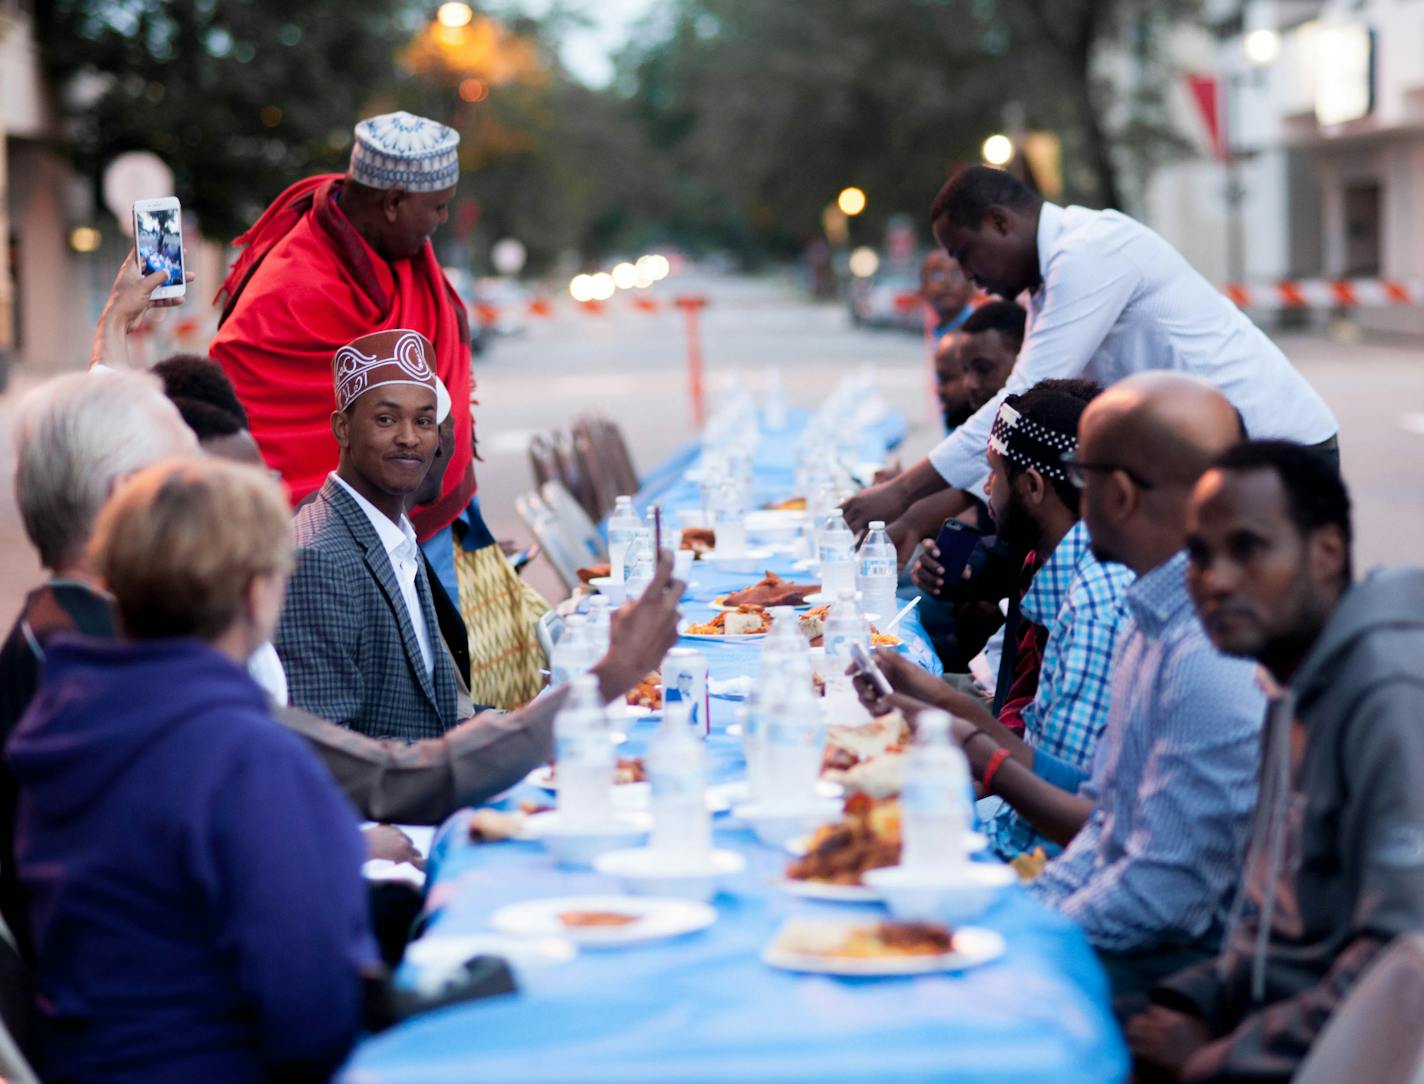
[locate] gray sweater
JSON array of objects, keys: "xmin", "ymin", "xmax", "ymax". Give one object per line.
[{"xmin": 1155, "ymin": 568, "xmax": 1424, "ymax": 1081}]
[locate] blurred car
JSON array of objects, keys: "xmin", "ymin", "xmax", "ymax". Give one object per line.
[
  {"xmin": 471, "ymin": 277, "xmax": 531, "ymax": 338},
  {"xmin": 848, "ymin": 272, "xmax": 926, "ymax": 332}
]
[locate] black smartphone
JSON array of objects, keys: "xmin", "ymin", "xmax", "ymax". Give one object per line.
[
  {"xmin": 930, "ymin": 520, "xmax": 982, "ymax": 600},
  {"xmin": 848, "ymin": 641, "xmax": 894, "ymax": 698}
]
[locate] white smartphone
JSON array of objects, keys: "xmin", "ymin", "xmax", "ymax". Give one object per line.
[
  {"xmin": 131, "ymin": 197, "xmax": 186, "ymax": 300},
  {"xmin": 849, "ymin": 641, "xmax": 894, "ymax": 698}
]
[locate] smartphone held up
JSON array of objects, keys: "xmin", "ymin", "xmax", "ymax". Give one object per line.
[{"xmin": 132, "ymin": 197, "xmax": 185, "ymax": 301}]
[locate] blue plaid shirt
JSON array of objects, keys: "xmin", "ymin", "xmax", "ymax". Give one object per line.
[
  {"xmin": 988, "ymin": 521, "xmax": 1133, "ymax": 859},
  {"xmin": 1028, "ymin": 551, "xmax": 1265, "ymax": 953}
]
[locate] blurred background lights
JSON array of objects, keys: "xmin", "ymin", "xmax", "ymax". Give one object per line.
[
  {"xmin": 437, "ymin": 2, "xmax": 474, "ymax": 28},
  {"xmin": 1243, "ymin": 28, "xmax": 1280, "ymax": 65},
  {"xmin": 848, "ymin": 246, "xmax": 880, "ymax": 278},
  {"xmin": 612, "ymin": 261, "xmax": 639, "ymax": 290},
  {"xmin": 982, "ymin": 134, "xmax": 1014, "ymax": 166},
  {"xmin": 836, "ymin": 186, "xmax": 867, "ymax": 217},
  {"xmin": 68, "ymin": 226, "xmax": 102, "ymax": 253},
  {"xmin": 569, "ymin": 274, "xmax": 595, "ymax": 302},
  {"xmin": 637, "ymin": 254, "xmax": 670, "ymax": 281},
  {"xmin": 588, "ymin": 272, "xmax": 616, "ymax": 300}
]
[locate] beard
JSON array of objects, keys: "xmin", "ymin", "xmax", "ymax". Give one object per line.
[{"xmin": 991, "ymin": 491, "xmax": 1040, "ymax": 552}]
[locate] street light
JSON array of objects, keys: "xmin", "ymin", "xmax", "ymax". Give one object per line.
[
  {"xmin": 982, "ymin": 134, "xmax": 1014, "ymax": 167},
  {"xmin": 837, "ymin": 186, "xmax": 867, "ymax": 217},
  {"xmin": 437, "ymin": 2, "xmax": 474, "ymax": 28},
  {"xmin": 849, "ymin": 246, "xmax": 880, "ymax": 278},
  {"xmin": 1243, "ymin": 28, "xmax": 1280, "ymax": 65}
]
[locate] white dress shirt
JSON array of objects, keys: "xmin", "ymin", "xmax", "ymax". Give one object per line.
[
  {"xmin": 331, "ymin": 473, "xmax": 435, "ymax": 678},
  {"xmin": 929, "ymin": 202, "xmax": 1338, "ymax": 492}
]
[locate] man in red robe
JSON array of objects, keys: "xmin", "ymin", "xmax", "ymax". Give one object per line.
[{"xmin": 211, "ymin": 112, "xmax": 548, "ymax": 709}]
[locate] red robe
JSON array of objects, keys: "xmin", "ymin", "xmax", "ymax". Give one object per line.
[{"xmin": 211, "ymin": 175, "xmax": 476, "ymax": 538}]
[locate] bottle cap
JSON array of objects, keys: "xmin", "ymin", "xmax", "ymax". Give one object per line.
[{"xmin": 869, "ymin": 520, "xmax": 885, "ymax": 530}]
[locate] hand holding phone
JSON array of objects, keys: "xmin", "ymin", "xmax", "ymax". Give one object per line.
[
  {"xmin": 131, "ymin": 197, "xmax": 186, "ymax": 301},
  {"xmin": 923, "ymin": 520, "xmax": 983, "ymax": 601},
  {"xmin": 848, "ymin": 641, "xmax": 894, "ymax": 699}
]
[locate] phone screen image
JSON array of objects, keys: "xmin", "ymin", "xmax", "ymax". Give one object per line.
[{"xmin": 134, "ymin": 206, "xmax": 183, "ymax": 287}]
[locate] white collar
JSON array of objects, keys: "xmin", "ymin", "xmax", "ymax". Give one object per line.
[
  {"xmin": 330, "ymin": 472, "xmax": 417, "ymax": 562},
  {"xmin": 1034, "ymin": 201, "xmax": 1066, "ymax": 289}
]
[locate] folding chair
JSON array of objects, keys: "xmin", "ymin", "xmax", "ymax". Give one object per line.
[
  {"xmin": 514, "ymin": 491, "xmax": 584, "ymax": 595},
  {"xmin": 541, "ymin": 480, "xmax": 607, "ymax": 564},
  {"xmin": 1294, "ymin": 933, "xmax": 1424, "ymax": 1084},
  {"xmin": 571, "ymin": 417, "xmax": 618, "ymax": 522},
  {"xmin": 535, "ymin": 609, "xmax": 564, "ymax": 667}
]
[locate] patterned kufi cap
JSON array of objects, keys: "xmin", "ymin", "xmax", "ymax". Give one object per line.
[
  {"xmin": 348, "ymin": 111, "xmax": 460, "ymax": 192},
  {"xmin": 333, "ymin": 329, "xmax": 451, "ymax": 422},
  {"xmin": 987, "ymin": 399, "xmax": 1077, "ymax": 481}
]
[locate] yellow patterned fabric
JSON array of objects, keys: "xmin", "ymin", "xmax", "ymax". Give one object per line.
[{"xmin": 452, "ymin": 541, "xmax": 549, "ymax": 709}]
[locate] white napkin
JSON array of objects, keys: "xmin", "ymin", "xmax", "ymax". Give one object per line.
[{"xmin": 709, "ymin": 675, "xmax": 755, "ymax": 699}]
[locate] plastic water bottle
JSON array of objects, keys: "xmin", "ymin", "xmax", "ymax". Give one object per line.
[
  {"xmin": 742, "ymin": 608, "xmax": 809, "ymax": 801},
  {"xmin": 856, "ymin": 520, "xmax": 898, "ymax": 624},
  {"xmin": 764, "ymin": 651, "xmax": 825, "ymax": 805},
  {"xmin": 647, "ymin": 701, "xmax": 711, "ymax": 859},
  {"xmin": 817, "ymin": 509, "xmax": 857, "ymax": 598},
  {"xmin": 549, "ymin": 614, "xmax": 594, "ymax": 686},
  {"xmin": 607, "ymin": 496, "xmax": 641, "ymax": 584},
  {"xmin": 822, "ymin": 590, "xmax": 869, "ymax": 710},
  {"xmin": 584, "ymin": 595, "xmax": 611, "ymax": 658},
  {"xmin": 555, "ymin": 675, "xmax": 613, "ymax": 826},
  {"xmin": 712, "ymin": 477, "xmax": 746, "ymax": 556},
  {"xmin": 625, "ymin": 529, "xmax": 655, "ymax": 601},
  {"xmin": 900, "ymin": 710, "xmax": 973, "ymax": 872}
]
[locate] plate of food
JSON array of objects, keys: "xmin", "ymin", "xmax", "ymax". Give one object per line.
[
  {"xmin": 491, "ymin": 895, "xmax": 718, "ymax": 948},
  {"xmin": 795, "ymin": 607, "xmax": 904, "ymax": 650},
  {"xmin": 623, "ymin": 673, "xmax": 662, "ymax": 713},
  {"xmin": 763, "ymin": 496, "xmax": 806, "ymax": 512},
  {"xmin": 781, "ymin": 793, "xmax": 902, "ymax": 899},
  {"xmin": 681, "ymin": 607, "xmax": 771, "ymax": 639},
  {"xmin": 712, "ymin": 571, "xmax": 821, "ymax": 610},
  {"xmin": 680, "ymin": 527, "xmax": 716, "ymax": 558},
  {"xmin": 762, "ymin": 919, "xmax": 1005, "ymax": 976},
  {"xmin": 526, "ymin": 757, "xmax": 648, "ymax": 791}
]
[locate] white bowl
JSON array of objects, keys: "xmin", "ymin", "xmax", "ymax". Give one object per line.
[
  {"xmin": 733, "ymin": 798, "xmax": 843, "ymax": 849},
  {"xmin": 703, "ymin": 548, "xmax": 773, "ymax": 575},
  {"xmin": 862, "ymin": 862, "xmax": 1015, "ymax": 923},
  {"xmin": 594, "ymin": 847, "xmax": 746, "ymax": 902},
  {"xmin": 587, "ymin": 576, "xmax": 626, "ymax": 605},
  {"xmin": 525, "ymin": 811, "xmax": 651, "ymax": 868}
]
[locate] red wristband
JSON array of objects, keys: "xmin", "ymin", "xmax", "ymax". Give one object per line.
[{"xmin": 981, "ymin": 748, "xmax": 1013, "ymax": 795}]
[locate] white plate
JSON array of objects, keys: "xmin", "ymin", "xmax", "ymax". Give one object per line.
[
  {"xmin": 523, "ymin": 772, "xmax": 731, "ymax": 814},
  {"xmin": 716, "ymin": 780, "xmax": 843, "ymax": 806},
  {"xmin": 609, "ymin": 703, "xmax": 655, "ymax": 720},
  {"xmin": 404, "ymin": 932, "xmax": 576, "ymax": 978},
  {"xmin": 679, "ymin": 623, "xmax": 767, "ymax": 642},
  {"xmin": 763, "ymin": 923, "xmax": 1005, "ymax": 977},
  {"xmin": 784, "ymin": 830, "xmax": 988, "ymax": 858},
  {"xmin": 745, "ymin": 510, "xmax": 804, "ymax": 531},
  {"xmin": 804, "ymin": 591, "xmax": 859, "ymax": 607},
  {"xmin": 490, "ymin": 894, "xmax": 717, "ymax": 948},
  {"xmin": 779, "ymin": 878, "xmax": 881, "ymax": 903},
  {"xmin": 712, "ymin": 595, "xmax": 813, "ymax": 612}
]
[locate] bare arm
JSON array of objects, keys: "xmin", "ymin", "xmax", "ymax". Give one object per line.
[
  {"xmin": 842, "ymin": 458, "xmax": 969, "ymax": 535},
  {"xmin": 89, "ymin": 252, "xmax": 193, "ymax": 369}
]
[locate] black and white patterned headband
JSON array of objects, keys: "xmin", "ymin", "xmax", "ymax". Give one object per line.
[{"xmin": 987, "ymin": 401, "xmax": 1077, "ymax": 481}]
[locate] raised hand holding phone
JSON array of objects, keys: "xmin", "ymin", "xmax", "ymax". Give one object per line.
[{"xmin": 131, "ymin": 197, "xmax": 186, "ymax": 301}]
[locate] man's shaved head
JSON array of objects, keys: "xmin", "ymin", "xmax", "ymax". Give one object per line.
[{"xmin": 1077, "ymin": 373, "xmax": 1243, "ymax": 573}]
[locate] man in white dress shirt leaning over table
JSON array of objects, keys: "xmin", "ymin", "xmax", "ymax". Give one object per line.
[{"xmin": 844, "ymin": 165, "xmax": 1338, "ymax": 537}]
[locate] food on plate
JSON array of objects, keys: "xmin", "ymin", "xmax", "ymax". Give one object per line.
[
  {"xmin": 720, "ymin": 571, "xmax": 821, "ymax": 608},
  {"xmin": 820, "ymin": 715, "xmax": 911, "ymax": 798},
  {"xmin": 795, "ymin": 606, "xmax": 901, "ymax": 648},
  {"xmin": 785, "ymin": 794, "xmax": 902, "ymax": 885},
  {"xmin": 545, "ymin": 756, "xmax": 648, "ymax": 785},
  {"xmin": 576, "ymin": 563, "xmax": 611, "ymax": 584},
  {"xmin": 685, "ymin": 606, "xmax": 771, "ymax": 636},
  {"xmin": 468, "ymin": 808, "xmax": 527, "ymax": 842},
  {"xmin": 680, "ymin": 527, "xmax": 716, "ymax": 556},
  {"xmin": 871, "ymin": 630, "xmax": 903, "ymax": 648},
  {"xmin": 625, "ymin": 673, "xmax": 663, "ymax": 710},
  {"xmin": 558, "ymin": 910, "xmax": 640, "ymax": 928},
  {"xmin": 1009, "ymin": 847, "xmax": 1049, "ymax": 883},
  {"xmin": 765, "ymin": 497, "xmax": 807, "ymax": 511},
  {"xmin": 776, "ymin": 921, "xmax": 955, "ymax": 959}
]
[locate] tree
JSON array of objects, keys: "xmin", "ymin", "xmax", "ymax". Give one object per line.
[{"xmin": 35, "ymin": 0, "xmax": 421, "ymax": 240}]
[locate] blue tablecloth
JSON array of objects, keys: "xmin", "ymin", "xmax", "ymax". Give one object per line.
[{"xmin": 339, "ymin": 410, "xmax": 1128, "ymax": 1084}]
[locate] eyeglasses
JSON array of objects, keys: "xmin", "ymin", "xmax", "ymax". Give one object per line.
[{"xmin": 1060, "ymin": 450, "xmax": 1156, "ymax": 491}]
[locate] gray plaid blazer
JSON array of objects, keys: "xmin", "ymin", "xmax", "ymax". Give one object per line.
[{"xmin": 275, "ymin": 477, "xmax": 461, "ymax": 742}]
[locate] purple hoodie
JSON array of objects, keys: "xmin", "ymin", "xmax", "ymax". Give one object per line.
[{"xmin": 8, "ymin": 636, "xmax": 376, "ymax": 1083}]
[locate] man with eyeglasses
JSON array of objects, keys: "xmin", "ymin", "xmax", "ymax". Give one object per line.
[
  {"xmin": 843, "ymin": 164, "xmax": 1338, "ymax": 542},
  {"xmin": 866, "ymin": 372, "xmax": 1266, "ymax": 998}
]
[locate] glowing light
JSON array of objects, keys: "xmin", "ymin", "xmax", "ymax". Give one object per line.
[
  {"xmin": 458, "ymin": 77, "xmax": 488, "ymax": 102},
  {"xmin": 611, "ymin": 262, "xmax": 639, "ymax": 290},
  {"xmin": 837, "ymin": 186, "xmax": 867, "ymax": 217},
  {"xmin": 1243, "ymin": 28, "xmax": 1280, "ymax": 65},
  {"xmin": 637, "ymin": 254, "xmax": 671, "ymax": 282},
  {"xmin": 437, "ymin": 2, "xmax": 474, "ymax": 28},
  {"xmin": 588, "ymin": 272, "xmax": 616, "ymax": 301},
  {"xmin": 69, "ymin": 226, "xmax": 102, "ymax": 253},
  {"xmin": 849, "ymin": 246, "xmax": 880, "ymax": 278},
  {"xmin": 569, "ymin": 274, "xmax": 595, "ymax": 302},
  {"xmin": 982, "ymin": 134, "xmax": 1014, "ymax": 167}
]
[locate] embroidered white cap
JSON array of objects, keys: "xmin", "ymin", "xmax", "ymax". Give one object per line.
[{"xmin": 348, "ymin": 111, "xmax": 460, "ymax": 193}]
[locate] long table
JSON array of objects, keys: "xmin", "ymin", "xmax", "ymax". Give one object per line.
[{"xmin": 339, "ymin": 411, "xmax": 1128, "ymax": 1083}]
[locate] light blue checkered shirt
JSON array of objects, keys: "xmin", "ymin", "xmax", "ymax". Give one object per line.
[
  {"xmin": 1028, "ymin": 551, "xmax": 1265, "ymax": 953},
  {"xmin": 988, "ymin": 520, "xmax": 1133, "ymax": 859}
]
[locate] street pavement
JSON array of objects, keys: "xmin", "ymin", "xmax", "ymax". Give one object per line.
[{"xmin": 0, "ymin": 272, "xmax": 1421, "ymax": 619}]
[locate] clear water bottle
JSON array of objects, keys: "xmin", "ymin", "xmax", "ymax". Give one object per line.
[
  {"xmin": 625, "ymin": 529, "xmax": 655, "ymax": 601},
  {"xmin": 555, "ymin": 675, "xmax": 613, "ymax": 827},
  {"xmin": 856, "ymin": 520, "xmax": 898, "ymax": 624},
  {"xmin": 585, "ymin": 595, "xmax": 612, "ymax": 657},
  {"xmin": 764, "ymin": 365, "xmax": 787, "ymax": 430},
  {"xmin": 900, "ymin": 710, "xmax": 973, "ymax": 872},
  {"xmin": 549, "ymin": 614, "xmax": 593, "ymax": 687},
  {"xmin": 647, "ymin": 701, "xmax": 711, "ymax": 859},
  {"xmin": 607, "ymin": 496, "xmax": 641, "ymax": 584},
  {"xmin": 822, "ymin": 590, "xmax": 869, "ymax": 704},
  {"xmin": 818, "ymin": 509, "xmax": 857, "ymax": 598},
  {"xmin": 764, "ymin": 652, "xmax": 825, "ymax": 806},
  {"xmin": 743, "ymin": 608, "xmax": 808, "ymax": 801},
  {"xmin": 712, "ymin": 477, "xmax": 746, "ymax": 556}
]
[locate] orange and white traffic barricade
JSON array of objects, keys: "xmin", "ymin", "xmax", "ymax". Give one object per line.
[{"xmin": 1223, "ymin": 279, "xmax": 1424, "ymax": 310}]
